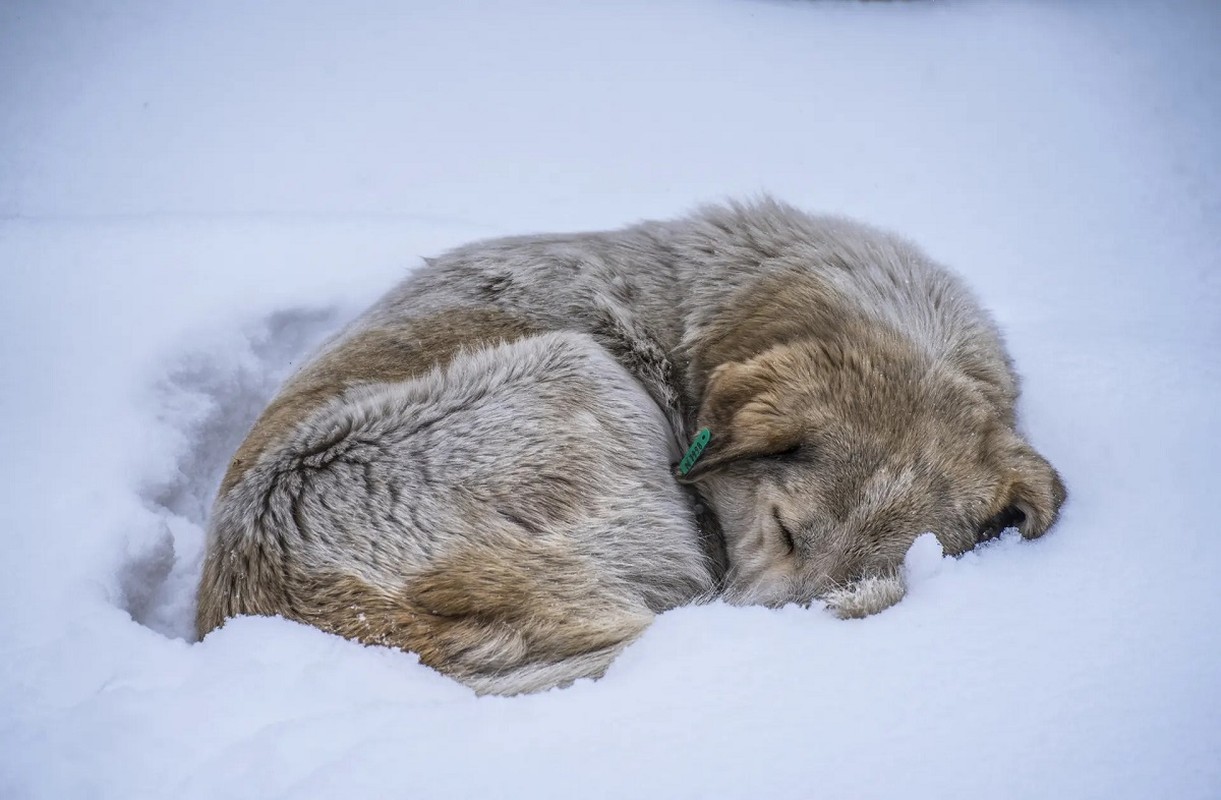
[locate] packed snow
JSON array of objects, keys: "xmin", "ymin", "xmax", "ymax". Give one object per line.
[{"xmin": 2, "ymin": 1, "xmax": 1219, "ymax": 798}]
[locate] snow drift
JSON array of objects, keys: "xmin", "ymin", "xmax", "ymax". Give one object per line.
[{"xmin": 1, "ymin": 1, "xmax": 1218, "ymax": 798}]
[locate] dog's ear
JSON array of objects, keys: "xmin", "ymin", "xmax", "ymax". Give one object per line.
[
  {"xmin": 677, "ymin": 359, "xmax": 801, "ymax": 483},
  {"xmin": 992, "ymin": 430, "xmax": 1067, "ymax": 539}
]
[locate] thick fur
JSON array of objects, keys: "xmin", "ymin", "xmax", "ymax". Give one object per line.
[
  {"xmin": 197, "ymin": 198, "xmax": 1065, "ymax": 693},
  {"xmin": 197, "ymin": 330, "xmax": 713, "ymax": 694}
]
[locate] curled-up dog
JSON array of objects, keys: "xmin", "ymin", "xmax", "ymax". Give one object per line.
[{"xmin": 197, "ymin": 198, "xmax": 1066, "ymax": 694}]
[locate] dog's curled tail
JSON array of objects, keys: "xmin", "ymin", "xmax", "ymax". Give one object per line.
[{"xmin": 301, "ymin": 547, "xmax": 655, "ymax": 696}]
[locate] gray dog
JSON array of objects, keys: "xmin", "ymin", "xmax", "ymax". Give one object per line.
[{"xmin": 196, "ymin": 199, "xmax": 1065, "ymax": 694}]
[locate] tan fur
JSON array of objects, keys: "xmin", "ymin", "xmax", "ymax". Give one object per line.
[
  {"xmin": 680, "ymin": 272, "xmax": 1064, "ymax": 613},
  {"xmin": 689, "ymin": 272, "xmax": 1017, "ymax": 421}
]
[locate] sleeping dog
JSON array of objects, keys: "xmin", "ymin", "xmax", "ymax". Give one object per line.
[{"xmin": 196, "ymin": 199, "xmax": 1065, "ymax": 694}]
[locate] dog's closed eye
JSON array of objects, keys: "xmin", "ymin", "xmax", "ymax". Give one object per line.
[
  {"xmin": 975, "ymin": 505, "xmax": 1026, "ymax": 543},
  {"xmin": 754, "ymin": 441, "xmax": 806, "ymax": 464},
  {"xmin": 773, "ymin": 507, "xmax": 797, "ymax": 554}
]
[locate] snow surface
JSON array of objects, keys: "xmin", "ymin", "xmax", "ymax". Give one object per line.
[{"xmin": 2, "ymin": 1, "xmax": 1219, "ymax": 797}]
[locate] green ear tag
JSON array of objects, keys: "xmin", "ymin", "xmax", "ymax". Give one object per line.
[{"xmin": 678, "ymin": 428, "xmax": 712, "ymax": 476}]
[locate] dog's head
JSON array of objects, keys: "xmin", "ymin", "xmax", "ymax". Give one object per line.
[{"xmin": 679, "ymin": 339, "xmax": 1066, "ymax": 617}]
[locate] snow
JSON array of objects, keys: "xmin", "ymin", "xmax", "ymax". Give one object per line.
[{"xmin": 2, "ymin": 0, "xmax": 1219, "ymax": 797}]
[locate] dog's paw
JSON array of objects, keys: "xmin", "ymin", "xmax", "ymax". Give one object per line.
[{"xmin": 822, "ymin": 573, "xmax": 907, "ymax": 620}]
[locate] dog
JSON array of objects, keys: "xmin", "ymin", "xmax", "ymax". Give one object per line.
[{"xmin": 196, "ymin": 198, "xmax": 1066, "ymax": 693}]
